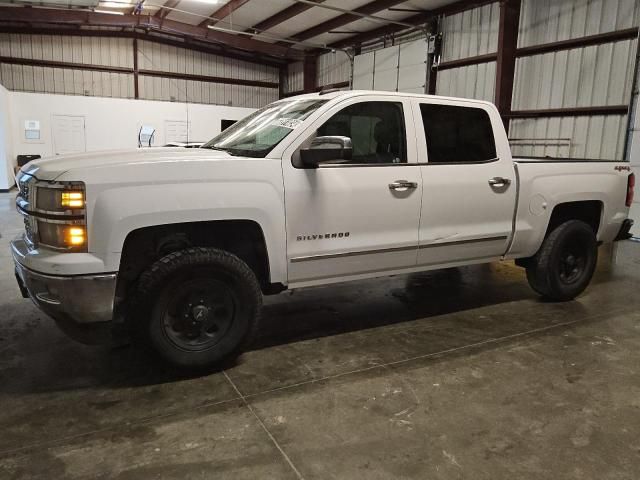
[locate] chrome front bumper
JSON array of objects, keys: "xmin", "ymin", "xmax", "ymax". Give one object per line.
[{"xmin": 11, "ymin": 238, "xmax": 117, "ymax": 325}]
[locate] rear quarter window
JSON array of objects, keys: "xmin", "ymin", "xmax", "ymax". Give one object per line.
[{"xmin": 419, "ymin": 103, "xmax": 497, "ymax": 164}]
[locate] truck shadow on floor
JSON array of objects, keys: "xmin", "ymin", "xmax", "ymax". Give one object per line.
[
  {"xmin": 0, "ymin": 260, "xmax": 622, "ymax": 395},
  {"xmin": 253, "ymin": 260, "xmax": 615, "ymax": 350}
]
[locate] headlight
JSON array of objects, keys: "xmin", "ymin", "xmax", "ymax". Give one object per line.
[
  {"xmin": 37, "ymin": 222, "xmax": 87, "ymax": 250},
  {"xmin": 61, "ymin": 191, "xmax": 84, "ymax": 208},
  {"xmin": 16, "ymin": 180, "xmax": 89, "ymax": 252},
  {"xmin": 35, "ymin": 183, "xmax": 85, "ymax": 213}
]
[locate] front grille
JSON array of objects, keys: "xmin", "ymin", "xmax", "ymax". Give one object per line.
[
  {"xmin": 18, "ymin": 175, "xmax": 34, "ymax": 204},
  {"xmin": 23, "ymin": 216, "xmax": 37, "ymax": 246}
]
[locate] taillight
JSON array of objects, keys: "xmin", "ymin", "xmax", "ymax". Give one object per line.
[{"xmin": 627, "ymin": 173, "xmax": 635, "ymax": 207}]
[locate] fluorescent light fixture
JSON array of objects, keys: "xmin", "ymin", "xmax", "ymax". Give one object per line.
[
  {"xmin": 94, "ymin": 8, "xmax": 125, "ymax": 14},
  {"xmin": 189, "ymin": 0, "xmax": 221, "ymax": 4}
]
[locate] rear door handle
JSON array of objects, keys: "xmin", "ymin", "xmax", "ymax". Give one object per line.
[
  {"xmin": 488, "ymin": 177, "xmax": 511, "ymax": 188},
  {"xmin": 389, "ymin": 180, "xmax": 418, "ymax": 191}
]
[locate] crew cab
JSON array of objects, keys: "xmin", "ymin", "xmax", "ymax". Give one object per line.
[{"xmin": 11, "ymin": 90, "xmax": 635, "ymax": 368}]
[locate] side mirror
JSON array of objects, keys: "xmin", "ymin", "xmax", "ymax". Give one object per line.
[{"xmin": 300, "ymin": 136, "xmax": 353, "ymax": 168}]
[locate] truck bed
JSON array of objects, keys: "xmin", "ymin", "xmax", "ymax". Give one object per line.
[{"xmin": 506, "ymin": 158, "xmax": 631, "ymax": 260}]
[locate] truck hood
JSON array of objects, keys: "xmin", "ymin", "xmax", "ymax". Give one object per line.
[{"xmin": 22, "ymin": 148, "xmax": 233, "ymax": 181}]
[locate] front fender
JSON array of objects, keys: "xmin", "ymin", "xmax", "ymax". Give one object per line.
[{"xmin": 87, "ymin": 181, "xmax": 287, "ymax": 284}]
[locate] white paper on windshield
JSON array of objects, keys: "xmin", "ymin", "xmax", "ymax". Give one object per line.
[{"xmin": 272, "ymin": 118, "xmax": 302, "ymax": 129}]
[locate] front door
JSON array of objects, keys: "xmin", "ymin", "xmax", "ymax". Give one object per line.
[
  {"xmin": 282, "ymin": 96, "xmax": 422, "ymax": 286},
  {"xmin": 412, "ymin": 100, "xmax": 517, "ymax": 266}
]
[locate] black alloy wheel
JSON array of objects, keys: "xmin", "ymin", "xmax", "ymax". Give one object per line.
[
  {"xmin": 160, "ymin": 277, "xmax": 237, "ymax": 352},
  {"xmin": 131, "ymin": 247, "xmax": 262, "ymax": 369},
  {"xmin": 525, "ymin": 219, "xmax": 598, "ymax": 301}
]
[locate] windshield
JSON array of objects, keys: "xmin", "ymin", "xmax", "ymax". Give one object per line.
[{"xmin": 202, "ymin": 98, "xmax": 328, "ymax": 158}]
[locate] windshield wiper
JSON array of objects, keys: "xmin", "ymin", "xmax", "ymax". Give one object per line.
[
  {"xmin": 202, "ymin": 144, "xmax": 227, "ymax": 151},
  {"xmin": 204, "ymin": 145, "xmax": 249, "ymax": 157}
]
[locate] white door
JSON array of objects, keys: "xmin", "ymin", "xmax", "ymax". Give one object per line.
[
  {"xmin": 52, "ymin": 115, "xmax": 86, "ymax": 155},
  {"xmin": 412, "ymin": 100, "xmax": 517, "ymax": 266},
  {"xmin": 165, "ymin": 120, "xmax": 189, "ymax": 144},
  {"xmin": 414, "ymin": 101, "xmax": 517, "ymax": 266},
  {"xmin": 283, "ymin": 96, "xmax": 422, "ymax": 286}
]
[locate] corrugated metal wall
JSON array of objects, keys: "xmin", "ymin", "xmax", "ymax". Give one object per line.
[
  {"xmin": 441, "ymin": 2, "xmax": 500, "ymax": 62},
  {"xmin": 436, "ymin": 61, "xmax": 496, "ymax": 101},
  {"xmin": 510, "ymin": 0, "xmax": 640, "ymax": 160},
  {"xmin": 437, "ymin": 0, "xmax": 640, "ymax": 160},
  {"xmin": 436, "ymin": 2, "xmax": 499, "ymax": 101},
  {"xmin": 0, "ymin": 33, "xmax": 278, "ymax": 108},
  {"xmin": 518, "ymin": 0, "xmax": 640, "ymax": 47},
  {"xmin": 0, "ymin": 34, "xmax": 133, "ymax": 67},
  {"xmin": 137, "ymin": 40, "xmax": 278, "ymax": 108},
  {"xmin": 283, "ymin": 54, "xmax": 351, "ymax": 95},
  {"xmin": 510, "ymin": 115, "xmax": 628, "ymax": 159},
  {"xmin": 316, "ymin": 51, "xmax": 350, "ymax": 89},
  {"xmin": 284, "ymin": 61, "xmax": 304, "ymax": 95},
  {"xmin": 0, "ymin": 33, "xmax": 134, "ymax": 99},
  {"xmin": 512, "ymin": 40, "xmax": 637, "ymax": 110}
]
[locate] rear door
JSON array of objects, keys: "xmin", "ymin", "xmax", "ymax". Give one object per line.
[{"xmin": 412, "ymin": 99, "xmax": 516, "ymax": 265}]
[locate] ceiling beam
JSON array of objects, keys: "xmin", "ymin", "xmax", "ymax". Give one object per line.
[
  {"xmin": 285, "ymin": 0, "xmax": 409, "ymax": 43},
  {"xmin": 0, "ymin": 7, "xmax": 299, "ymax": 59},
  {"xmin": 198, "ymin": 0, "xmax": 252, "ymax": 28},
  {"xmin": 508, "ymin": 105, "xmax": 630, "ymax": 118},
  {"xmin": 249, "ymin": 0, "xmax": 325, "ymax": 33},
  {"xmin": 155, "ymin": 0, "xmax": 181, "ymax": 19},
  {"xmin": 328, "ymin": 0, "xmax": 495, "ymax": 49}
]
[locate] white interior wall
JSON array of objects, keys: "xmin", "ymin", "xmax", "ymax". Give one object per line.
[
  {"xmin": 1, "ymin": 91, "xmax": 255, "ymax": 189},
  {"xmin": 0, "ymin": 83, "xmax": 14, "ymax": 190}
]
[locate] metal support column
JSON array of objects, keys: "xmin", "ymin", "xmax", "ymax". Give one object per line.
[
  {"xmin": 303, "ymin": 55, "xmax": 317, "ymax": 93},
  {"xmin": 494, "ymin": 0, "xmax": 521, "ymax": 133}
]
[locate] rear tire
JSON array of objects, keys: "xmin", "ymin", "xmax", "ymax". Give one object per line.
[
  {"xmin": 525, "ymin": 220, "xmax": 598, "ymax": 301},
  {"xmin": 130, "ymin": 247, "xmax": 261, "ymax": 369}
]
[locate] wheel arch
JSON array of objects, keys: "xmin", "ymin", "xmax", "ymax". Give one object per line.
[
  {"xmin": 515, "ymin": 200, "xmax": 603, "ymax": 268},
  {"xmin": 544, "ymin": 200, "xmax": 604, "ymax": 238},
  {"xmin": 115, "ymin": 220, "xmax": 283, "ymax": 303}
]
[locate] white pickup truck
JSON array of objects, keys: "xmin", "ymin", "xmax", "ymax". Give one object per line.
[{"xmin": 11, "ymin": 90, "xmax": 635, "ymax": 368}]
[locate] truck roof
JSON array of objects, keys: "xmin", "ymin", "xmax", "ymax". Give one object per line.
[{"xmin": 284, "ymin": 89, "xmax": 496, "ymax": 108}]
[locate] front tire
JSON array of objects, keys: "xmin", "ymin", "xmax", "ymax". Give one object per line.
[
  {"xmin": 525, "ymin": 220, "xmax": 598, "ymax": 301},
  {"xmin": 130, "ymin": 247, "xmax": 261, "ymax": 369}
]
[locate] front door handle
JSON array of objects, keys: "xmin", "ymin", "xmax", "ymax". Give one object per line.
[
  {"xmin": 389, "ymin": 180, "xmax": 418, "ymax": 191},
  {"xmin": 488, "ymin": 177, "xmax": 511, "ymax": 188}
]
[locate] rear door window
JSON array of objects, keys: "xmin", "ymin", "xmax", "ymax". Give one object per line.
[{"xmin": 419, "ymin": 103, "xmax": 497, "ymax": 163}]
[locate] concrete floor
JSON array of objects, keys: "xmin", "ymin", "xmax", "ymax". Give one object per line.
[{"xmin": 1, "ymin": 190, "xmax": 639, "ymax": 479}]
